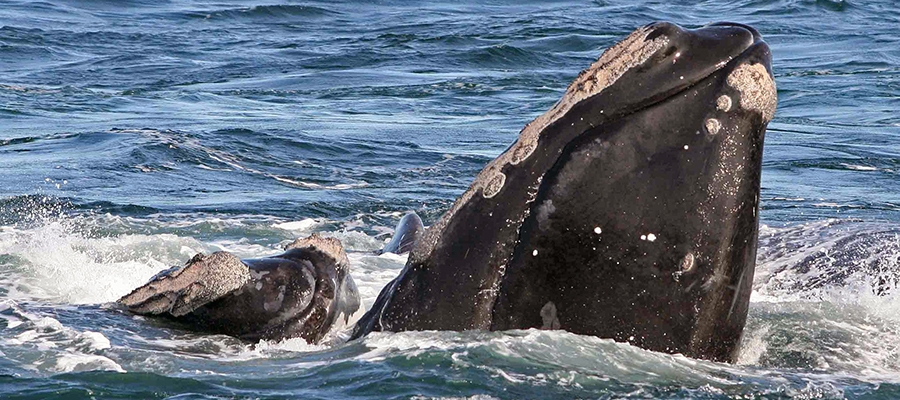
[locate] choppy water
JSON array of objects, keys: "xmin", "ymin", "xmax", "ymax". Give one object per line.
[{"xmin": 1, "ymin": 0, "xmax": 900, "ymax": 398}]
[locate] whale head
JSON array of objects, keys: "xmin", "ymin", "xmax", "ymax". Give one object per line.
[{"xmin": 356, "ymin": 22, "xmax": 776, "ymax": 362}]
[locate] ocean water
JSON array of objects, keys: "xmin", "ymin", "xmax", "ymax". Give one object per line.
[{"xmin": 1, "ymin": 0, "xmax": 899, "ymax": 398}]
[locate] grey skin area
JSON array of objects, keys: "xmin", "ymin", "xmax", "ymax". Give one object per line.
[
  {"xmin": 118, "ymin": 234, "xmax": 360, "ymax": 344},
  {"xmin": 352, "ymin": 22, "xmax": 776, "ymax": 362},
  {"xmin": 376, "ymin": 212, "xmax": 425, "ymax": 255}
]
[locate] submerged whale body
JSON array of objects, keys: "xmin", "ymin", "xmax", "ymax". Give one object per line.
[
  {"xmin": 352, "ymin": 21, "xmax": 776, "ymax": 362},
  {"xmin": 118, "ymin": 21, "xmax": 777, "ymax": 361}
]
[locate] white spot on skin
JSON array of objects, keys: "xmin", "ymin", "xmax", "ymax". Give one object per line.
[
  {"xmin": 647, "ymin": 233, "xmax": 657, "ymax": 242},
  {"xmin": 681, "ymin": 253, "xmax": 696, "ymax": 272},
  {"xmin": 594, "ymin": 227, "xmax": 602, "ymax": 234},
  {"xmin": 640, "ymin": 235, "xmax": 647, "ymax": 241},
  {"xmin": 683, "ymin": 145, "xmax": 689, "ymax": 150},
  {"xmin": 532, "ymin": 249, "xmax": 539, "ymax": 256},
  {"xmin": 706, "ymin": 118, "xmax": 721, "ymax": 135}
]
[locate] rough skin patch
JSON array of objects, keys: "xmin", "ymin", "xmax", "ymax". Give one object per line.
[
  {"xmin": 726, "ymin": 63, "xmax": 777, "ymax": 121},
  {"xmin": 506, "ymin": 26, "xmax": 668, "ymax": 166},
  {"xmin": 716, "ymin": 95, "xmax": 732, "ymax": 112},
  {"xmin": 482, "ymin": 173, "xmax": 506, "ymax": 198},
  {"xmin": 117, "ymin": 252, "xmax": 250, "ymax": 316},
  {"xmin": 286, "ymin": 233, "xmax": 350, "ymax": 273},
  {"xmin": 706, "ymin": 118, "xmax": 721, "ymax": 135}
]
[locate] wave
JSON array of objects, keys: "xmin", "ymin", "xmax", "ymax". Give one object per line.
[{"xmin": 180, "ymin": 5, "xmax": 339, "ymax": 22}]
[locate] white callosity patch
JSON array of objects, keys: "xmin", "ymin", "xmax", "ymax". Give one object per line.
[
  {"xmin": 482, "ymin": 173, "xmax": 506, "ymax": 199},
  {"xmin": 117, "ymin": 251, "xmax": 251, "ymax": 317},
  {"xmin": 716, "ymin": 95, "xmax": 732, "ymax": 112},
  {"xmin": 726, "ymin": 63, "xmax": 778, "ymax": 122},
  {"xmin": 501, "ymin": 26, "xmax": 669, "ymax": 167},
  {"xmin": 705, "ymin": 118, "xmax": 721, "ymax": 135}
]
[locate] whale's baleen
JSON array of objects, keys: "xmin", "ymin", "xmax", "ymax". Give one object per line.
[
  {"xmin": 118, "ymin": 234, "xmax": 360, "ymax": 343},
  {"xmin": 353, "ymin": 22, "xmax": 776, "ymax": 362}
]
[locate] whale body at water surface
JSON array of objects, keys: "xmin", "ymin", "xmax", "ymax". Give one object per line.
[
  {"xmin": 353, "ymin": 21, "xmax": 776, "ymax": 362},
  {"xmin": 118, "ymin": 234, "xmax": 361, "ymax": 343},
  {"xmin": 118, "ymin": 21, "xmax": 776, "ymax": 362}
]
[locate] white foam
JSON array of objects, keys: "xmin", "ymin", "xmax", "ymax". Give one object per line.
[
  {"xmin": 746, "ymin": 220, "xmax": 900, "ymax": 376},
  {"xmin": 53, "ymin": 353, "xmax": 124, "ymax": 373},
  {"xmin": 273, "ymin": 218, "xmax": 321, "ymax": 231},
  {"xmin": 841, "ymin": 163, "xmax": 878, "ymax": 171},
  {"xmin": 0, "ymin": 221, "xmax": 206, "ymax": 304}
]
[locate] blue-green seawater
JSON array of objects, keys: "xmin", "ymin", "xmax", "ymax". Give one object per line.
[{"xmin": 2, "ymin": 0, "xmax": 900, "ymax": 398}]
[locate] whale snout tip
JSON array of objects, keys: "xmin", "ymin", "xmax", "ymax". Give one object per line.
[{"xmin": 706, "ymin": 21, "xmax": 763, "ymax": 42}]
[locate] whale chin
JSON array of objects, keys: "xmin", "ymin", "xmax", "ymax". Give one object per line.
[{"xmin": 353, "ymin": 21, "xmax": 776, "ymax": 362}]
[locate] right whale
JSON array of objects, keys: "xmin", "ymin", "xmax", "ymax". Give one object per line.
[{"xmin": 354, "ymin": 21, "xmax": 777, "ymax": 362}]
